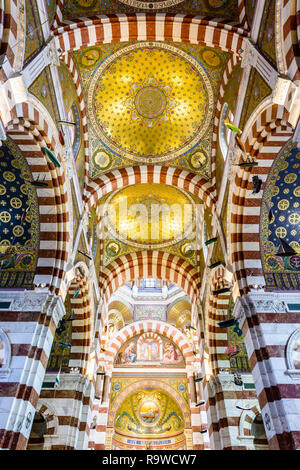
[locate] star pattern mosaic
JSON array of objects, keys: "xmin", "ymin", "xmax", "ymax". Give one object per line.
[
  {"xmin": 0, "ymin": 139, "xmax": 39, "ymax": 288},
  {"xmin": 72, "ymin": 41, "xmax": 229, "ymax": 179},
  {"xmin": 261, "ymin": 140, "xmax": 300, "ymax": 290}
]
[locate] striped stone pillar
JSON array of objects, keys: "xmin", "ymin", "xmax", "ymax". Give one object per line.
[
  {"xmin": 0, "ymin": 291, "xmax": 65, "ymax": 450},
  {"xmin": 187, "ymin": 368, "xmax": 210, "ymax": 450},
  {"xmin": 207, "ymin": 372, "xmax": 260, "ymax": 450},
  {"xmin": 90, "ymin": 370, "xmax": 112, "ymax": 450},
  {"xmin": 39, "ymin": 373, "xmax": 92, "ymax": 450},
  {"xmin": 235, "ymin": 292, "xmax": 300, "ymax": 450}
]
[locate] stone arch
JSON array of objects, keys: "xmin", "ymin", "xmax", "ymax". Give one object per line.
[
  {"xmin": 5, "ymin": 102, "xmax": 71, "ymax": 295},
  {"xmin": 238, "ymin": 404, "xmax": 261, "ymax": 438},
  {"xmin": 53, "ymin": 14, "xmax": 249, "ymax": 57},
  {"xmin": 35, "ymin": 401, "xmax": 59, "ymax": 439},
  {"xmin": 205, "ymin": 265, "xmax": 232, "ymax": 375},
  {"xmin": 99, "ymin": 251, "xmax": 201, "ymax": 304},
  {"xmin": 105, "ymin": 320, "xmax": 194, "ymax": 366},
  {"xmin": 136, "ymin": 332, "xmax": 163, "ymax": 360},
  {"xmin": 66, "ymin": 262, "xmax": 94, "ymax": 374},
  {"xmin": 276, "ymin": 0, "xmax": 300, "ymax": 83},
  {"xmin": 229, "ymin": 100, "xmax": 294, "ymax": 295},
  {"xmin": 0, "ymin": 0, "xmax": 25, "ymax": 82},
  {"xmin": 84, "ymin": 166, "xmax": 217, "ymax": 214},
  {"xmin": 108, "ymin": 378, "xmax": 191, "ymax": 428}
]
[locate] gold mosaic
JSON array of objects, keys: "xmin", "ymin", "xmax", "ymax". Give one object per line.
[{"xmin": 87, "ymin": 42, "xmax": 214, "ymax": 163}]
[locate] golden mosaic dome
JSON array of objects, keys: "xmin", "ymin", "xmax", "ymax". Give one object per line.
[
  {"xmin": 103, "ymin": 183, "xmax": 195, "ymax": 249},
  {"xmin": 88, "ymin": 42, "xmax": 214, "ymax": 163}
]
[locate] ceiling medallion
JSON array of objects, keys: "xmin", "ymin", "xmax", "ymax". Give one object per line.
[
  {"xmin": 126, "ymin": 76, "xmax": 174, "ymax": 127},
  {"xmin": 117, "ymin": 0, "xmax": 184, "ymax": 10},
  {"xmin": 88, "ymin": 42, "xmax": 214, "ymax": 164}
]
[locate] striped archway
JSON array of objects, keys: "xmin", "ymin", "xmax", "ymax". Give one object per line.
[
  {"xmin": 5, "ymin": 102, "xmax": 71, "ymax": 295},
  {"xmin": 229, "ymin": 101, "xmax": 294, "ymax": 294},
  {"xmin": 0, "ymin": 0, "xmax": 25, "ymax": 83},
  {"xmin": 99, "ymin": 251, "xmax": 202, "ymax": 304},
  {"xmin": 205, "ymin": 265, "xmax": 232, "ymax": 376},
  {"xmin": 276, "ymin": 0, "xmax": 300, "ymax": 83},
  {"xmin": 35, "ymin": 401, "xmax": 59, "ymax": 440},
  {"xmin": 67, "ymin": 264, "xmax": 93, "ymax": 374},
  {"xmin": 84, "ymin": 165, "xmax": 216, "ymax": 213},
  {"xmin": 53, "ymin": 14, "xmax": 249, "ymax": 57},
  {"xmin": 104, "ymin": 320, "xmax": 194, "ymax": 366}
]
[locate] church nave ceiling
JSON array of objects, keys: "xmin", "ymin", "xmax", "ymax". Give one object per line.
[
  {"xmin": 71, "ymin": 41, "xmax": 230, "ymax": 180},
  {"xmin": 62, "ymin": 0, "xmax": 240, "ymax": 21}
]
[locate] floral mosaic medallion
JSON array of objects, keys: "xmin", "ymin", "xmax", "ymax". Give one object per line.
[
  {"xmin": 117, "ymin": 0, "xmax": 184, "ymax": 8},
  {"xmin": 87, "ymin": 42, "xmax": 214, "ymax": 163}
]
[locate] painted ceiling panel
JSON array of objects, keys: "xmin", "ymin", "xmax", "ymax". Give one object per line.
[
  {"xmin": 63, "ymin": 0, "xmax": 239, "ymax": 21},
  {"xmin": 72, "ymin": 41, "xmax": 229, "ymax": 179}
]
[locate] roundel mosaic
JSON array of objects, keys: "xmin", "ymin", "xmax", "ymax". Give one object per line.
[
  {"xmin": 87, "ymin": 42, "xmax": 214, "ymax": 164},
  {"xmin": 0, "ymin": 139, "xmax": 39, "ymax": 288},
  {"xmin": 260, "ymin": 141, "xmax": 300, "ymax": 290}
]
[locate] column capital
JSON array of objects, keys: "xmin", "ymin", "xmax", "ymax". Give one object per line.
[
  {"xmin": 238, "ymin": 291, "xmax": 295, "ymax": 316},
  {"xmin": 0, "ymin": 290, "xmax": 65, "ymax": 324}
]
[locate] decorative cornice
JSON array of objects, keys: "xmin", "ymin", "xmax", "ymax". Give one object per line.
[{"xmin": 0, "ymin": 291, "xmax": 65, "ymax": 325}]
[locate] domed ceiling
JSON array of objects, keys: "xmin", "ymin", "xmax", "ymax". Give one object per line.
[
  {"xmin": 87, "ymin": 43, "xmax": 214, "ymax": 163},
  {"xmin": 73, "ymin": 41, "xmax": 229, "ymax": 179},
  {"xmin": 98, "ymin": 182, "xmax": 201, "ymax": 267},
  {"xmin": 102, "ymin": 183, "xmax": 195, "ymax": 249}
]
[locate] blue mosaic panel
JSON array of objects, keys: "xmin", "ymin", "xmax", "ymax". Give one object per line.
[
  {"xmin": 261, "ymin": 141, "xmax": 300, "ymax": 290},
  {"xmin": 0, "ymin": 139, "xmax": 39, "ymax": 288}
]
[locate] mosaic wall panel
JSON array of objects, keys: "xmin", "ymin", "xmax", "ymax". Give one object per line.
[
  {"xmin": 245, "ymin": 0, "xmax": 257, "ymax": 30},
  {"xmin": 47, "ymin": 294, "xmax": 73, "ymax": 371},
  {"xmin": 227, "ymin": 297, "xmax": 250, "ymax": 372},
  {"xmin": 29, "ymin": 66, "xmax": 60, "ymax": 125},
  {"xmin": 223, "ymin": 62, "xmax": 243, "ymax": 114},
  {"xmin": 110, "ymin": 376, "xmax": 189, "ymax": 407},
  {"xmin": 113, "ymin": 389, "xmax": 184, "ymax": 437},
  {"xmin": 24, "ymin": 0, "xmax": 44, "ymax": 63},
  {"xmin": 239, "ymin": 68, "xmax": 272, "ymax": 131},
  {"xmin": 58, "ymin": 62, "xmax": 79, "ymax": 115},
  {"xmin": 260, "ymin": 140, "xmax": 300, "ymax": 290},
  {"xmin": 63, "ymin": 0, "xmax": 239, "ymax": 21},
  {"xmin": 0, "ymin": 138, "xmax": 39, "ymax": 288},
  {"xmin": 45, "ymin": 0, "xmax": 57, "ymax": 27},
  {"xmin": 133, "ymin": 305, "xmax": 166, "ymax": 322},
  {"xmin": 114, "ymin": 333, "xmax": 185, "ymax": 367},
  {"xmin": 257, "ymin": 0, "xmax": 276, "ymax": 65},
  {"xmin": 98, "ymin": 186, "xmax": 202, "ymax": 268}
]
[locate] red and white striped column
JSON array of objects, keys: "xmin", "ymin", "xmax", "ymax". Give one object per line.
[
  {"xmin": 236, "ymin": 292, "xmax": 300, "ymax": 450},
  {"xmin": 0, "ymin": 290, "xmax": 65, "ymax": 450}
]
